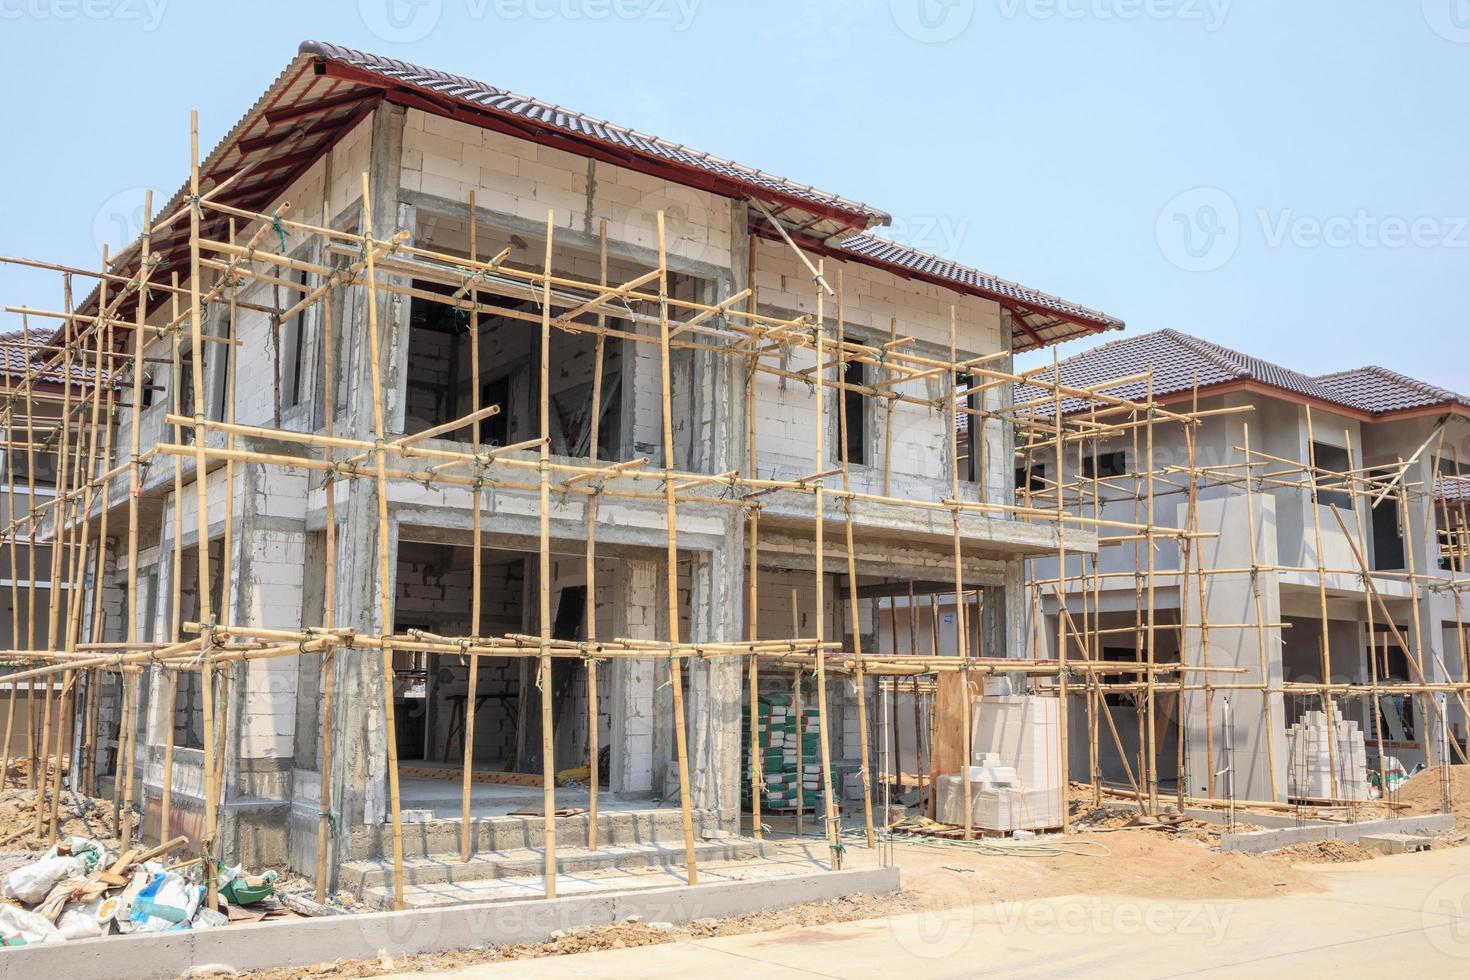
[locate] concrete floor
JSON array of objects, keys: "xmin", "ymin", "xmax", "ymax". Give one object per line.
[
  {"xmin": 384, "ymin": 844, "xmax": 1470, "ymax": 978},
  {"xmin": 398, "ymin": 765, "xmax": 664, "ymax": 818}
]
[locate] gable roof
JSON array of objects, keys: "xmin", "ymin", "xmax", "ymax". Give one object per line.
[
  {"xmin": 1315, "ymin": 366, "xmax": 1470, "ymax": 415},
  {"xmin": 0, "ymin": 330, "xmax": 97, "ymax": 390},
  {"xmin": 1016, "ymin": 328, "xmax": 1468, "ymax": 419},
  {"xmin": 73, "ymin": 41, "xmax": 1120, "ymax": 353}
]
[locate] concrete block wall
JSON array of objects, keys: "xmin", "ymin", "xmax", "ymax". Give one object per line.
[
  {"xmin": 404, "ymin": 325, "xmax": 455, "ymax": 434},
  {"xmin": 401, "ymin": 109, "xmax": 731, "ymax": 267},
  {"xmin": 748, "ymin": 238, "xmax": 1010, "ymax": 503},
  {"xmin": 236, "ymin": 528, "xmax": 307, "ymax": 761}
]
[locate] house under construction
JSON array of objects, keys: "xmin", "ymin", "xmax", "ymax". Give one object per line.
[{"xmin": 0, "ymin": 42, "xmax": 1462, "ymax": 912}]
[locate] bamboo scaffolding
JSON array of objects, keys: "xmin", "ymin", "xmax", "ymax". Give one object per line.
[{"xmin": 3, "ymin": 125, "xmax": 1464, "ymax": 907}]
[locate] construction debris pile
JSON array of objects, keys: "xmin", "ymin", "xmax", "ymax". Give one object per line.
[{"xmin": 0, "ymin": 834, "xmax": 280, "ymax": 946}]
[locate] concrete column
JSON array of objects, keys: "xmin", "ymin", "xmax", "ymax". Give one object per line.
[
  {"xmin": 1182, "ymin": 491, "xmax": 1288, "ymax": 802},
  {"xmin": 324, "ymin": 104, "xmax": 407, "ymax": 884},
  {"xmin": 608, "ymin": 557, "xmax": 657, "ymax": 793},
  {"xmin": 687, "ymin": 532, "xmax": 744, "ymax": 829}
]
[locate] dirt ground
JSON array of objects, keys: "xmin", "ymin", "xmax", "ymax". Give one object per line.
[
  {"xmin": 1380, "ymin": 765, "xmax": 1470, "ymax": 831},
  {"xmin": 0, "ymin": 786, "xmax": 132, "ymax": 850}
]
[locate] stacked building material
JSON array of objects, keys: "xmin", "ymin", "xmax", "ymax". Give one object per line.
[
  {"xmin": 935, "ymin": 695, "xmax": 1063, "ymax": 832},
  {"xmin": 1287, "ymin": 705, "xmax": 1370, "ymax": 801},
  {"xmin": 742, "ymin": 693, "xmax": 825, "ymax": 813}
]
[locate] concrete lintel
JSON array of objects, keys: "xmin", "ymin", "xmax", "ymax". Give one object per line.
[{"xmin": 0, "ymin": 867, "xmax": 900, "ymax": 980}]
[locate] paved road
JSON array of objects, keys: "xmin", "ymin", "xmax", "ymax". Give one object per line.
[{"xmin": 390, "ymin": 845, "xmax": 1470, "ymax": 978}]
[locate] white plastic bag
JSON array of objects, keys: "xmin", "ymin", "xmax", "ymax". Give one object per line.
[
  {"xmin": 56, "ymin": 909, "xmax": 103, "ymax": 941},
  {"xmin": 0, "ymin": 904, "xmax": 66, "ymax": 946},
  {"xmin": 192, "ymin": 907, "xmax": 228, "ymax": 930},
  {"xmin": 46, "ymin": 837, "xmax": 110, "ymax": 874},
  {"xmin": 3, "ymin": 855, "xmax": 85, "ymax": 904}
]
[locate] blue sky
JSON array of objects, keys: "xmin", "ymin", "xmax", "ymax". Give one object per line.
[{"xmin": 1, "ymin": 1, "xmax": 1466, "ymax": 387}]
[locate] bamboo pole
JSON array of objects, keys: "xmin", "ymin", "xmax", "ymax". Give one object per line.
[
  {"xmin": 360, "ymin": 172, "xmax": 406, "ymax": 911},
  {"xmin": 583, "ymin": 218, "xmax": 607, "ymax": 853},
  {"xmin": 461, "ymin": 191, "xmax": 483, "ymax": 863},
  {"xmin": 834, "ymin": 274, "xmax": 874, "ymax": 848},
  {"xmin": 1240, "ymin": 423, "xmax": 1280, "ymax": 800},
  {"xmin": 811, "ymin": 261, "xmax": 839, "ymax": 860},
  {"xmin": 537, "ymin": 212, "xmax": 559, "ymax": 898},
  {"xmin": 162, "ymin": 271, "xmax": 183, "ymax": 844},
  {"xmin": 187, "ymin": 111, "xmax": 222, "ymax": 909},
  {"xmin": 793, "ymin": 587, "xmax": 804, "ymax": 838},
  {"xmin": 315, "ymin": 201, "xmax": 340, "ymax": 902},
  {"xmin": 950, "ymin": 309, "xmax": 973, "ymax": 840},
  {"xmin": 1052, "ymin": 348, "xmax": 1069, "ymax": 832},
  {"xmin": 655, "ymin": 212, "xmax": 699, "ymax": 885},
  {"xmin": 747, "ymin": 507, "xmax": 762, "ymax": 840}
]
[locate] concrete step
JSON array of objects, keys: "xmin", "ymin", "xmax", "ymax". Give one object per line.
[
  {"xmin": 345, "ymin": 807, "xmax": 714, "ymax": 861},
  {"xmin": 347, "ymin": 838, "xmax": 767, "ymax": 908}
]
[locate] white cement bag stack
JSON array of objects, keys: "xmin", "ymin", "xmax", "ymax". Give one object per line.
[
  {"xmin": 935, "ymin": 695, "xmax": 1063, "ymax": 831},
  {"xmin": 1286, "ymin": 705, "xmax": 1369, "ymax": 801}
]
